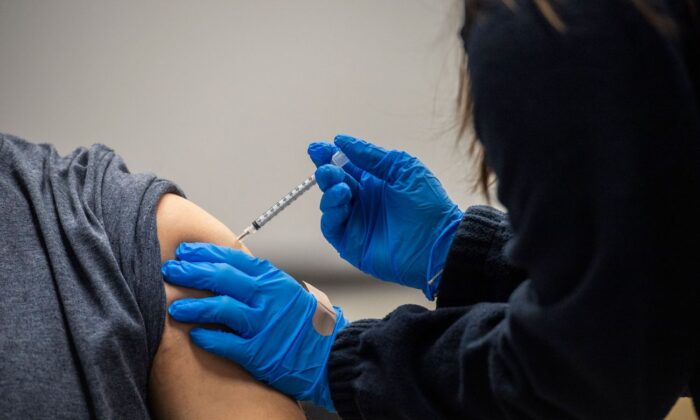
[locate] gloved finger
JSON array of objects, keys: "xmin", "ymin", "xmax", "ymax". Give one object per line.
[
  {"xmin": 315, "ymin": 165, "xmax": 359, "ymax": 195},
  {"xmin": 320, "ymin": 183, "xmax": 352, "ymax": 212},
  {"xmin": 315, "ymin": 164, "xmax": 344, "ymax": 191},
  {"xmin": 334, "ymin": 134, "xmax": 405, "ymax": 182},
  {"xmin": 175, "ymin": 243, "xmax": 273, "ymax": 277},
  {"xmin": 190, "ymin": 327, "xmax": 252, "ymax": 366},
  {"xmin": 169, "ymin": 296, "xmax": 261, "ymax": 337},
  {"xmin": 338, "ymin": 160, "xmax": 365, "ymax": 184},
  {"xmin": 321, "ymin": 205, "xmax": 350, "ymax": 243},
  {"xmin": 308, "ymin": 141, "xmax": 337, "ymax": 167},
  {"xmin": 161, "ymin": 260, "xmax": 257, "ymax": 303}
]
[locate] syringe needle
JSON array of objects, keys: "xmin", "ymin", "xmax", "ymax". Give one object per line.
[{"xmin": 237, "ymin": 229, "xmax": 251, "ymax": 242}]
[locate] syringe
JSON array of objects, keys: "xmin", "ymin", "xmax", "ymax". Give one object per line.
[{"xmin": 237, "ymin": 151, "xmax": 349, "ymax": 242}]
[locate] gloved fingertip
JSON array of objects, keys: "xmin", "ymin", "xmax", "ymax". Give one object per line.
[
  {"xmin": 178, "ymin": 242, "xmax": 240, "ymax": 265},
  {"xmin": 333, "ymin": 135, "xmax": 357, "ymax": 154},
  {"xmin": 168, "ymin": 301, "xmax": 196, "ymax": 321},
  {"xmin": 167, "ymin": 302, "xmax": 179, "ymax": 317},
  {"xmin": 161, "ymin": 260, "xmax": 179, "ymax": 276},
  {"xmin": 307, "ymin": 141, "xmax": 331, "ymax": 154},
  {"xmin": 169, "ymin": 298, "xmax": 197, "ymax": 311},
  {"xmin": 308, "ymin": 141, "xmax": 336, "ymax": 167},
  {"xmin": 334, "ymin": 134, "xmax": 373, "ymax": 158},
  {"xmin": 315, "ymin": 164, "xmax": 345, "ymax": 191},
  {"xmin": 175, "ymin": 241, "xmax": 202, "ymax": 260},
  {"xmin": 315, "ymin": 164, "xmax": 336, "ymax": 175},
  {"xmin": 161, "ymin": 261, "xmax": 208, "ymax": 287},
  {"xmin": 334, "ymin": 134, "xmax": 357, "ymax": 145}
]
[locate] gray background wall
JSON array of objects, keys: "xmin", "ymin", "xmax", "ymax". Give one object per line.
[{"xmin": 0, "ymin": 0, "xmax": 479, "ymax": 318}]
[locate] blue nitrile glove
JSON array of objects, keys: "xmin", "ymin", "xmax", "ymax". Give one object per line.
[
  {"xmin": 161, "ymin": 242, "xmax": 347, "ymax": 412},
  {"xmin": 308, "ymin": 134, "xmax": 464, "ymax": 299}
]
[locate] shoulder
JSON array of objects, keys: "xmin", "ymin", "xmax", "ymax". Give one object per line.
[
  {"xmin": 0, "ymin": 132, "xmax": 121, "ymax": 178},
  {"xmin": 0, "ymin": 132, "xmax": 57, "ymax": 168}
]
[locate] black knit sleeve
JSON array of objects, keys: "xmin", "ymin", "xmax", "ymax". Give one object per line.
[
  {"xmin": 327, "ymin": 1, "xmax": 700, "ymax": 418},
  {"xmin": 437, "ymin": 205, "xmax": 526, "ymax": 308}
]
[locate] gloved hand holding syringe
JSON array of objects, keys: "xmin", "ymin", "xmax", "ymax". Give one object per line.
[{"xmin": 236, "ymin": 151, "xmax": 349, "ymax": 241}]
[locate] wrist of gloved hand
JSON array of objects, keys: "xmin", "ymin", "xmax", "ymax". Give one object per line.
[
  {"xmin": 299, "ymin": 282, "xmax": 348, "ymax": 410},
  {"xmin": 297, "ymin": 282, "xmax": 348, "ymax": 411},
  {"xmin": 306, "ymin": 305, "xmax": 348, "ymax": 411},
  {"xmin": 424, "ymin": 209, "xmax": 464, "ymax": 300}
]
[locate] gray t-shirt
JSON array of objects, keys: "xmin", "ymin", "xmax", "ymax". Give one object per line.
[{"xmin": 0, "ymin": 133, "xmax": 182, "ymax": 418}]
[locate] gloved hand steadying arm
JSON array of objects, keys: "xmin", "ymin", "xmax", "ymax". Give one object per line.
[
  {"xmin": 161, "ymin": 242, "xmax": 347, "ymax": 412},
  {"xmin": 308, "ymin": 134, "xmax": 463, "ymax": 299}
]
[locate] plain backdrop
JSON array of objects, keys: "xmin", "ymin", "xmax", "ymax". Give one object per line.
[{"xmin": 0, "ymin": 0, "xmax": 480, "ymax": 317}]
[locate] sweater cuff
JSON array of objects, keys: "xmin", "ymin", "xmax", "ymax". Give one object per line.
[
  {"xmin": 437, "ymin": 205, "xmax": 523, "ymax": 307},
  {"xmin": 327, "ymin": 319, "xmax": 380, "ymax": 420}
]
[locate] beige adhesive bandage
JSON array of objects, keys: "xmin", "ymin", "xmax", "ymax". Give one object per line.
[{"xmin": 301, "ymin": 281, "xmax": 337, "ymax": 336}]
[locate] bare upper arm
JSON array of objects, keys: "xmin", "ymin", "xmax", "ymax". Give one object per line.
[{"xmin": 149, "ymin": 193, "xmax": 304, "ymax": 419}]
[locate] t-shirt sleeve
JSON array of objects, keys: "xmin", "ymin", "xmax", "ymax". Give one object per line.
[{"xmin": 80, "ymin": 144, "xmax": 184, "ymax": 363}]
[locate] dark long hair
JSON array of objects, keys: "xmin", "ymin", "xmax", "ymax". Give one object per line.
[{"xmin": 458, "ymin": 0, "xmax": 682, "ymax": 197}]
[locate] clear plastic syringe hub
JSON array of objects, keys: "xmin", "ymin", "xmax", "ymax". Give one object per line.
[
  {"xmin": 237, "ymin": 151, "xmax": 348, "ymax": 241},
  {"xmin": 331, "ymin": 151, "xmax": 349, "ymax": 167}
]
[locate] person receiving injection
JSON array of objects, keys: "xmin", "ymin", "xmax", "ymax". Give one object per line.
[{"xmin": 160, "ymin": 0, "xmax": 700, "ymax": 418}]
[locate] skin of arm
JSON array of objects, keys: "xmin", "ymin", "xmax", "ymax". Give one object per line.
[{"xmin": 148, "ymin": 193, "xmax": 305, "ymax": 419}]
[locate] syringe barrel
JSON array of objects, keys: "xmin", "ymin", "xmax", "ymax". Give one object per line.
[
  {"xmin": 239, "ymin": 151, "xmax": 349, "ymax": 238},
  {"xmin": 253, "ymin": 174, "xmax": 318, "ymax": 228}
]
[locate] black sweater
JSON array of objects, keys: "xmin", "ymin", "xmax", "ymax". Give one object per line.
[{"xmin": 327, "ymin": 0, "xmax": 700, "ymax": 418}]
